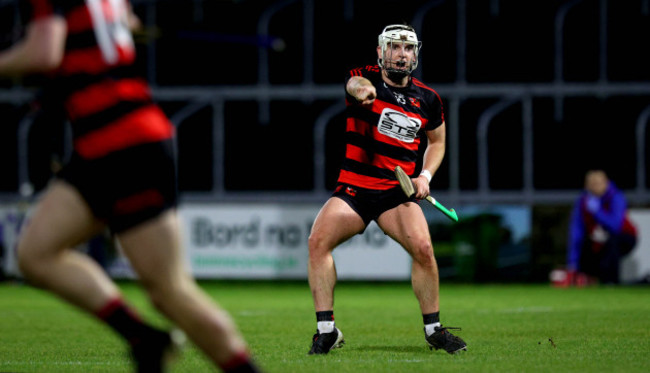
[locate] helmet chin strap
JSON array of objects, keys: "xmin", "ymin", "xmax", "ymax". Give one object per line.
[
  {"xmin": 385, "ymin": 69, "xmax": 409, "ymax": 83},
  {"xmin": 378, "ymin": 58, "xmax": 411, "ymax": 83}
]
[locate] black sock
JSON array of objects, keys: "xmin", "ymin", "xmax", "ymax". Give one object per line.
[
  {"xmin": 422, "ymin": 312, "xmax": 440, "ymax": 325},
  {"xmin": 96, "ymin": 298, "xmax": 158, "ymax": 345},
  {"xmin": 221, "ymin": 351, "xmax": 261, "ymax": 373},
  {"xmin": 316, "ymin": 310, "xmax": 334, "ymax": 322}
]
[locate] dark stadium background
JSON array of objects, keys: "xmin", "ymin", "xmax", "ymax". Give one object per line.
[{"xmin": 1, "ymin": 0, "xmax": 648, "ymax": 194}]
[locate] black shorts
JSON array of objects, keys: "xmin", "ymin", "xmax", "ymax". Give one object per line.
[
  {"xmin": 333, "ymin": 183, "xmax": 417, "ymax": 227},
  {"xmin": 58, "ymin": 139, "xmax": 178, "ymax": 233}
]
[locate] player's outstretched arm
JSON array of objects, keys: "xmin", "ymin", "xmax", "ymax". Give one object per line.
[{"xmin": 346, "ymin": 76, "xmax": 376, "ymax": 105}]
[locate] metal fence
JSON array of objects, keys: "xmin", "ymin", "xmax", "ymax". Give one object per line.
[{"xmin": 1, "ymin": 0, "xmax": 649, "ymax": 206}]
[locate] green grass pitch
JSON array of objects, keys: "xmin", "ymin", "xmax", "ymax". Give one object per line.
[{"xmin": 0, "ymin": 281, "xmax": 648, "ymax": 372}]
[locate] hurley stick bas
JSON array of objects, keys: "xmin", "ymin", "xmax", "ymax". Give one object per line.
[{"xmin": 394, "ymin": 166, "xmax": 459, "ymax": 222}]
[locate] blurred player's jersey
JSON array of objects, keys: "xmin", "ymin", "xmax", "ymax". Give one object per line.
[
  {"xmin": 27, "ymin": 0, "xmax": 173, "ymax": 160},
  {"xmin": 339, "ymin": 65, "xmax": 444, "ymax": 190}
]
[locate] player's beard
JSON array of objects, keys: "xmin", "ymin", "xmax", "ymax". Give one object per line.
[
  {"xmin": 385, "ymin": 61, "xmax": 410, "ymax": 83},
  {"xmin": 386, "ymin": 69, "xmax": 409, "ymax": 83}
]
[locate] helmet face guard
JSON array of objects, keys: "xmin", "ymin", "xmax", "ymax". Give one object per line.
[{"xmin": 377, "ymin": 24, "xmax": 422, "ymax": 79}]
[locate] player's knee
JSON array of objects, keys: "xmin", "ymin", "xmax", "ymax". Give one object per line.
[
  {"xmin": 411, "ymin": 239, "xmax": 435, "ymax": 267},
  {"xmin": 308, "ymin": 231, "xmax": 331, "ymax": 256}
]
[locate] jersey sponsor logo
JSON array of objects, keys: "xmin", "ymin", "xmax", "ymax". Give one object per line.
[
  {"xmin": 377, "ymin": 108, "xmax": 422, "ymax": 143},
  {"xmin": 409, "ymin": 97, "xmax": 420, "ymax": 108}
]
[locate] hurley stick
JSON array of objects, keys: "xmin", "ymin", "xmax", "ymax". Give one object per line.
[{"xmin": 394, "ymin": 166, "xmax": 459, "ymax": 222}]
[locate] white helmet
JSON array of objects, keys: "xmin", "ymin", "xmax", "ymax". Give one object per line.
[{"xmin": 377, "ymin": 24, "xmax": 422, "ymax": 77}]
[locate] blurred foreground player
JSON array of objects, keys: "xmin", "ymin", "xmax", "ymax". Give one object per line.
[
  {"xmin": 307, "ymin": 24, "xmax": 466, "ymax": 355},
  {"xmin": 0, "ymin": 1, "xmax": 260, "ymax": 371}
]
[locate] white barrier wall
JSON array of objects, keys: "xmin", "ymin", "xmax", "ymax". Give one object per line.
[
  {"xmin": 2, "ymin": 203, "xmax": 646, "ymax": 282},
  {"xmin": 621, "ymin": 209, "xmax": 650, "ymax": 283},
  {"xmin": 178, "ymin": 203, "xmax": 411, "ymax": 280},
  {"xmin": 0, "ymin": 202, "xmax": 412, "ymax": 280}
]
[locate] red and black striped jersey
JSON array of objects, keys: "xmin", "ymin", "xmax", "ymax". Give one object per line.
[
  {"xmin": 338, "ymin": 65, "xmax": 445, "ymax": 190},
  {"xmin": 27, "ymin": 0, "xmax": 174, "ymax": 160}
]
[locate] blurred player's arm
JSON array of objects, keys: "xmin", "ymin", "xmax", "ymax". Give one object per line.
[
  {"xmin": 127, "ymin": 1, "xmax": 142, "ymax": 31},
  {"xmin": 591, "ymin": 192, "xmax": 626, "ymax": 234},
  {"xmin": 346, "ymin": 76, "xmax": 376, "ymax": 105},
  {"xmin": 0, "ymin": 15, "xmax": 66, "ymax": 77},
  {"xmin": 413, "ymin": 123, "xmax": 445, "ymax": 199}
]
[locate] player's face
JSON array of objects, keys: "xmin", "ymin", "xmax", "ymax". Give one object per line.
[
  {"xmin": 585, "ymin": 171, "xmax": 608, "ymax": 196},
  {"xmin": 379, "ymin": 41, "xmax": 417, "ymax": 72}
]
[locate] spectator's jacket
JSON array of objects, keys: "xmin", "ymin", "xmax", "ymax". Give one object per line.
[{"xmin": 567, "ymin": 182, "xmax": 637, "ymax": 271}]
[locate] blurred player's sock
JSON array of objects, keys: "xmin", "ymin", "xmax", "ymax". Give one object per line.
[
  {"xmin": 316, "ymin": 310, "xmax": 335, "ymax": 333},
  {"xmin": 96, "ymin": 298, "xmax": 186, "ymax": 372},
  {"xmin": 220, "ymin": 350, "xmax": 261, "ymax": 373},
  {"xmin": 317, "ymin": 321, "xmax": 335, "ymax": 333},
  {"xmin": 95, "ymin": 297, "xmax": 160, "ymax": 344},
  {"xmin": 130, "ymin": 328, "xmax": 183, "ymax": 373},
  {"xmin": 423, "ymin": 311, "xmax": 441, "ymax": 336}
]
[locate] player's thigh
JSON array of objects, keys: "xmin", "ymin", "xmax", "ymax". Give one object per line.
[
  {"xmin": 377, "ymin": 201, "xmax": 430, "ymax": 253},
  {"xmin": 116, "ymin": 209, "xmax": 186, "ymax": 286},
  {"xmin": 309, "ymin": 197, "xmax": 366, "ymax": 251},
  {"xmin": 18, "ymin": 180, "xmax": 104, "ymax": 258}
]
